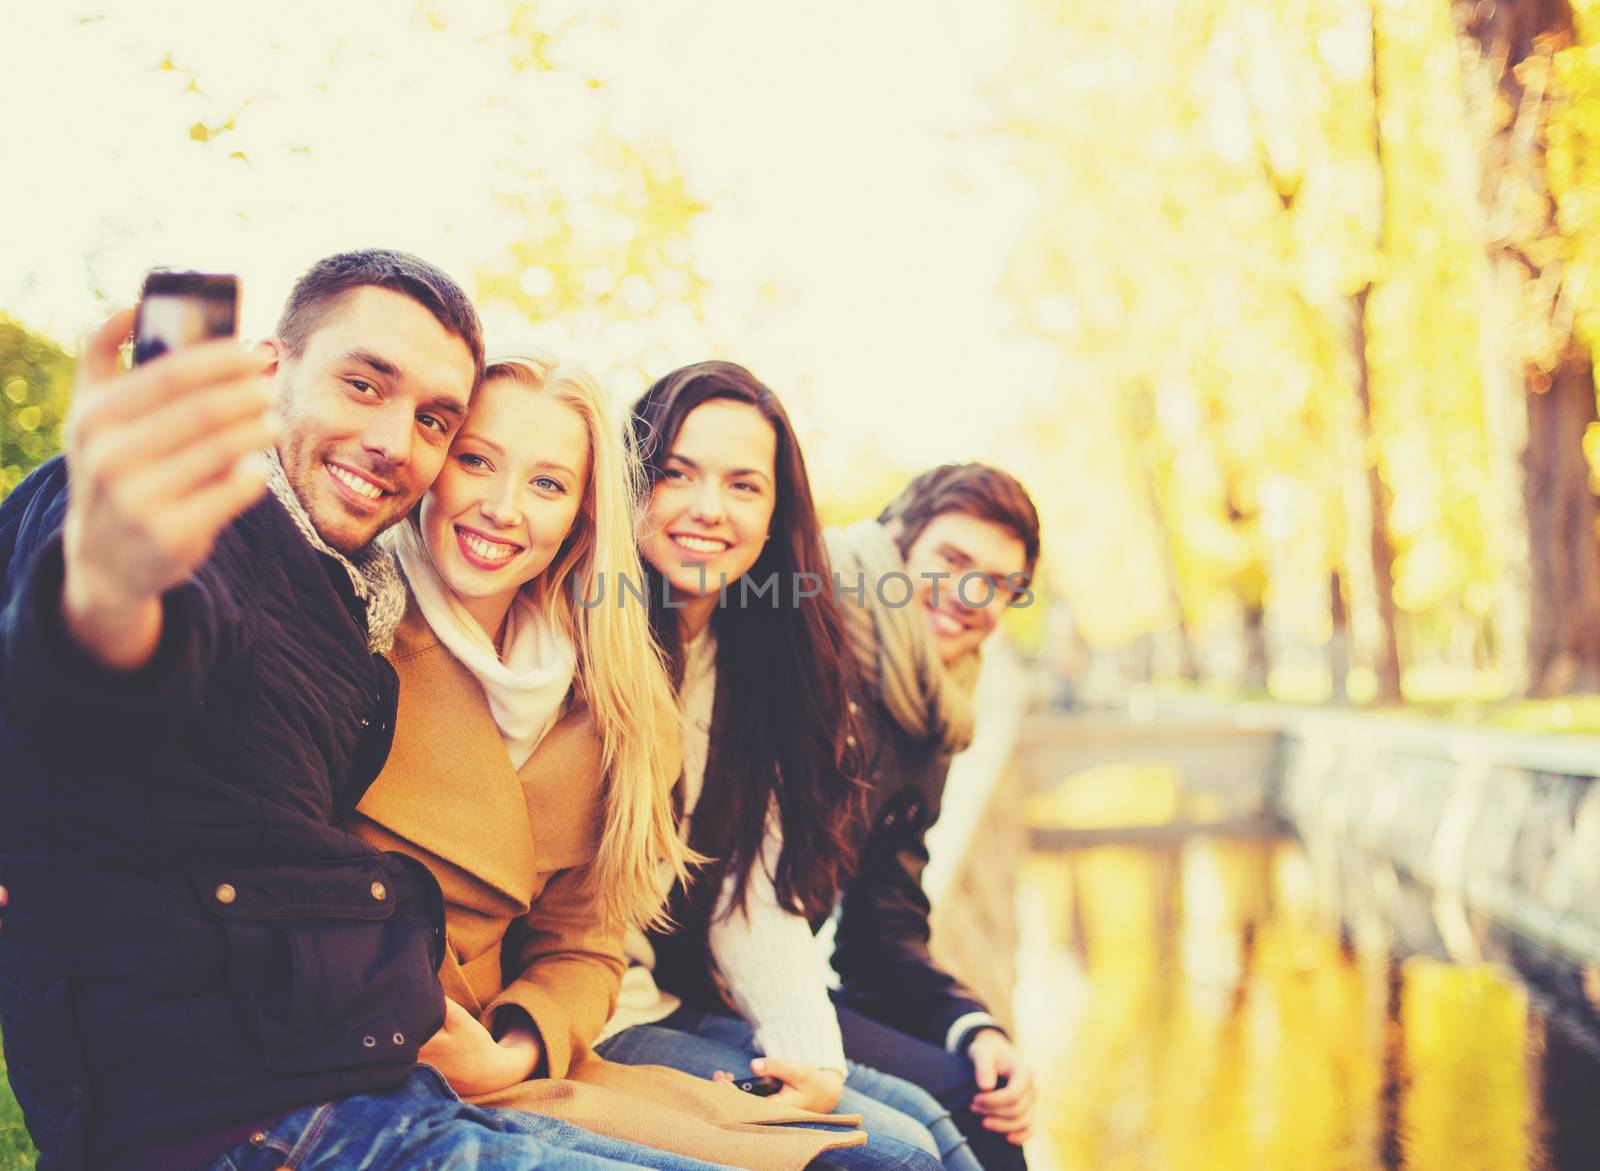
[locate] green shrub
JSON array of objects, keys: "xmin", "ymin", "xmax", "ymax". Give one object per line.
[{"xmin": 0, "ymin": 1036, "xmax": 39, "ymax": 1170}]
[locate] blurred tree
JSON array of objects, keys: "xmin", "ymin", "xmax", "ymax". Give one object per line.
[
  {"xmin": 1454, "ymin": 0, "xmax": 1600, "ymax": 696},
  {"xmin": 1002, "ymin": 1, "xmax": 1304, "ymax": 675},
  {"xmin": 1003, "ymin": 0, "xmax": 1511, "ymax": 704},
  {"xmin": 1330, "ymin": 566, "xmax": 1352, "ymax": 702},
  {"xmin": 1255, "ymin": 0, "xmax": 1498, "ymax": 704},
  {"xmin": 1356, "ymin": 0, "xmax": 1406, "ymax": 704},
  {"xmin": 2, "ymin": 2, "xmax": 711, "ymax": 500},
  {"xmin": 0, "ymin": 316, "xmax": 74, "ymax": 499},
  {"xmin": 473, "ymin": 132, "xmax": 707, "ymax": 395},
  {"xmin": 420, "ymin": 1, "xmax": 712, "ymax": 400},
  {"xmin": 1124, "ymin": 380, "xmax": 1202, "ymax": 682}
]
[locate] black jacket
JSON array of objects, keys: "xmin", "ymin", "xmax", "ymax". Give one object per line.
[
  {"xmin": 648, "ymin": 677, "xmax": 997, "ymax": 1054},
  {"xmin": 0, "ymin": 458, "xmax": 446, "ymax": 1170},
  {"xmin": 829, "ymin": 697, "xmax": 994, "ymax": 1052}
]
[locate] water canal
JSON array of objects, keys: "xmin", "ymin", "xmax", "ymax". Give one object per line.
[{"xmin": 1014, "ymin": 830, "xmax": 1600, "ymax": 1170}]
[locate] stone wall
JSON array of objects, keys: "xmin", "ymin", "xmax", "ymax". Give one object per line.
[
  {"xmin": 1273, "ymin": 709, "xmax": 1600, "ymax": 965},
  {"xmin": 918, "ymin": 673, "xmax": 1600, "ymax": 1021}
]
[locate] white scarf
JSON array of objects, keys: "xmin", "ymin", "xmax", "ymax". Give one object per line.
[{"xmin": 390, "ymin": 522, "xmax": 577, "ymax": 768}]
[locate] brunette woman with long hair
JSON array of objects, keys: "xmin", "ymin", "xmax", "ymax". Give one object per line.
[{"xmin": 593, "ymin": 362, "xmax": 984, "ymax": 1171}]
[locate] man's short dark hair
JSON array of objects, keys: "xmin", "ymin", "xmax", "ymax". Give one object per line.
[
  {"xmin": 880, "ymin": 463, "xmax": 1042, "ymax": 579},
  {"xmin": 275, "ymin": 249, "xmax": 485, "ymax": 385}
]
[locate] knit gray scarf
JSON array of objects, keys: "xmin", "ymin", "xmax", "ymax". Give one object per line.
[
  {"xmin": 265, "ymin": 450, "xmax": 406, "ymax": 654},
  {"xmin": 825, "ymin": 519, "xmax": 980, "ymax": 758}
]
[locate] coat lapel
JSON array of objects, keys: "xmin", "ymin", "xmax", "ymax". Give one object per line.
[
  {"xmin": 356, "ymin": 604, "xmax": 539, "ymax": 908},
  {"xmin": 518, "ymin": 699, "xmax": 606, "ymax": 869}
]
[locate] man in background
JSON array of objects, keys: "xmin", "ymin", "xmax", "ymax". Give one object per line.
[{"xmin": 827, "ymin": 463, "xmax": 1044, "ymax": 1168}]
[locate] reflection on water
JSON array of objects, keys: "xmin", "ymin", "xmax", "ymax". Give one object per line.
[{"xmin": 1015, "ymin": 834, "xmax": 1600, "ymax": 1170}]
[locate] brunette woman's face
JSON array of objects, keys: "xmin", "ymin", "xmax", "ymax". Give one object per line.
[
  {"xmin": 420, "ymin": 375, "xmax": 590, "ymax": 607},
  {"xmin": 641, "ymin": 399, "xmax": 778, "ymax": 597}
]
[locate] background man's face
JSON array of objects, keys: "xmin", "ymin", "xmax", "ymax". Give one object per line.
[
  {"xmin": 902, "ymin": 511, "xmax": 1029, "ymax": 664},
  {"xmin": 274, "ymin": 287, "xmax": 475, "ymax": 554}
]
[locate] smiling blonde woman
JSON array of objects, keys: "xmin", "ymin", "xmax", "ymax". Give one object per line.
[
  {"xmin": 398, "ymin": 349, "xmax": 686, "ymax": 930},
  {"xmin": 343, "ymin": 348, "xmax": 880, "ymax": 1170}
]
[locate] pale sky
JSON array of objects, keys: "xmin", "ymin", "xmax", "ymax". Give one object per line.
[{"xmin": 2, "ymin": 0, "xmax": 1058, "ymax": 496}]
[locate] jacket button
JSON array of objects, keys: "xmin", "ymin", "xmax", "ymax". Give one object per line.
[
  {"xmin": 363, "ymin": 1035, "xmax": 377, "ymax": 1048},
  {"xmin": 848, "ymin": 700, "xmax": 860, "ymax": 715},
  {"xmin": 371, "ymin": 882, "xmax": 387, "ymax": 901},
  {"xmin": 393, "ymin": 1032, "xmax": 406, "ymax": 1045},
  {"xmin": 360, "ymin": 717, "xmax": 370, "ymax": 728},
  {"xmin": 907, "ymin": 799, "xmax": 922, "ymax": 818},
  {"xmin": 250, "ymin": 1132, "xmax": 268, "ymax": 1146},
  {"xmin": 214, "ymin": 883, "xmax": 237, "ymax": 905},
  {"xmin": 883, "ymin": 812, "xmax": 898, "ymax": 827}
]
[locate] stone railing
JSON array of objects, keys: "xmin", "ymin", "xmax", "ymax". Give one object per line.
[
  {"xmin": 1012, "ymin": 711, "xmax": 1281, "ymax": 845},
  {"xmin": 1129, "ymin": 688, "xmax": 1600, "ymax": 966},
  {"xmin": 1275, "ymin": 707, "xmax": 1600, "ymax": 965}
]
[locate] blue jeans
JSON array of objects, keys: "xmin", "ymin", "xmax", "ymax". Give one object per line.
[
  {"xmin": 208, "ymin": 1066, "xmax": 741, "ymax": 1170},
  {"xmin": 596, "ymin": 1008, "xmax": 977, "ymax": 1171},
  {"xmin": 833, "ymin": 1000, "xmax": 1027, "ymax": 1171}
]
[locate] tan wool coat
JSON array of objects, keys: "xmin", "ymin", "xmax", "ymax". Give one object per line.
[{"xmin": 347, "ymin": 604, "xmax": 864, "ymax": 1171}]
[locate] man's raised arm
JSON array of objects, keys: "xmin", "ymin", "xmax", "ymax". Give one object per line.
[{"xmin": 56, "ymin": 309, "xmax": 276, "ymax": 670}]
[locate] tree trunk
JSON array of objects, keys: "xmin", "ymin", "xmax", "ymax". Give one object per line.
[
  {"xmin": 1125, "ymin": 385, "xmax": 1201, "ymax": 681},
  {"xmin": 1225, "ymin": 490, "xmax": 1270, "ymax": 692},
  {"xmin": 1330, "ymin": 568, "xmax": 1351, "ymax": 704},
  {"xmin": 1523, "ymin": 347, "xmax": 1600, "ymax": 693},
  {"xmin": 1360, "ymin": 2, "xmax": 1405, "ymax": 705},
  {"xmin": 1353, "ymin": 283, "xmax": 1406, "ymax": 704},
  {"xmin": 1160, "ymin": 544, "xmax": 1202, "ymax": 683},
  {"xmin": 1241, "ymin": 601, "xmax": 1270, "ymax": 692},
  {"xmin": 1452, "ymin": 0, "xmax": 1596, "ymax": 696}
]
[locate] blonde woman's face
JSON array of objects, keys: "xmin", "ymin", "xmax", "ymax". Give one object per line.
[
  {"xmin": 641, "ymin": 399, "xmax": 777, "ymax": 597},
  {"xmin": 420, "ymin": 376, "xmax": 590, "ymax": 605}
]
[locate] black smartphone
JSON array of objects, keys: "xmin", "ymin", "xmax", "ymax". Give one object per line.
[
  {"xmin": 133, "ymin": 271, "xmax": 239, "ymax": 366},
  {"xmin": 732, "ymin": 1075, "xmax": 783, "ymax": 1097}
]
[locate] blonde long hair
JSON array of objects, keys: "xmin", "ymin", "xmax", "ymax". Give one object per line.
[{"xmin": 482, "ymin": 348, "xmax": 690, "ymax": 929}]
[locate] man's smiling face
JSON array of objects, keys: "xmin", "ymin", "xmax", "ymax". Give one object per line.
[
  {"xmin": 901, "ymin": 511, "xmax": 1029, "ymax": 664},
  {"xmin": 274, "ymin": 286, "xmax": 476, "ymax": 554}
]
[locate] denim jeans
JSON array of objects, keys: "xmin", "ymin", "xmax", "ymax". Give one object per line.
[
  {"xmin": 207, "ymin": 1066, "xmax": 741, "ymax": 1171},
  {"xmin": 832, "ymin": 1001, "xmax": 1027, "ymax": 1171},
  {"xmin": 595, "ymin": 1008, "xmax": 975, "ymax": 1171}
]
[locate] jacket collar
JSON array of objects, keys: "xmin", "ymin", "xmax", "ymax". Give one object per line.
[{"xmin": 355, "ymin": 603, "xmax": 540, "ymax": 908}]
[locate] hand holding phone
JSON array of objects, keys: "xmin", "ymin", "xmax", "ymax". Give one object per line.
[
  {"xmin": 714, "ymin": 1058, "xmax": 844, "ymax": 1113},
  {"xmin": 133, "ymin": 271, "xmax": 239, "ymax": 365},
  {"xmin": 731, "ymin": 1075, "xmax": 783, "ymax": 1097},
  {"xmin": 58, "ymin": 275, "xmax": 274, "ymax": 671}
]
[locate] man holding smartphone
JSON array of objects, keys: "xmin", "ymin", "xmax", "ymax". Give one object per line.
[{"xmin": 0, "ymin": 251, "xmax": 725, "ymax": 1171}]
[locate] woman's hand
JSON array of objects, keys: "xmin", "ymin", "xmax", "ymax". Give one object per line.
[
  {"xmin": 492, "ymin": 1019, "xmax": 546, "ymax": 1080},
  {"xmin": 715, "ymin": 1056, "xmax": 845, "ymax": 1114},
  {"xmin": 967, "ymin": 1029, "xmax": 1037, "ymax": 1145},
  {"xmin": 417, "ymin": 999, "xmax": 543, "ymax": 1097}
]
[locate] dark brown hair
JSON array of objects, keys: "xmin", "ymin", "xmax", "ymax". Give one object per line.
[
  {"xmin": 274, "ymin": 249, "xmax": 485, "ymax": 385},
  {"xmin": 631, "ymin": 361, "xmax": 866, "ymax": 920},
  {"xmin": 880, "ymin": 462, "xmax": 1042, "ymax": 580}
]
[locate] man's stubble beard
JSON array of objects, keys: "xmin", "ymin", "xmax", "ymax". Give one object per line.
[{"xmin": 275, "ymin": 376, "xmax": 406, "ymax": 557}]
